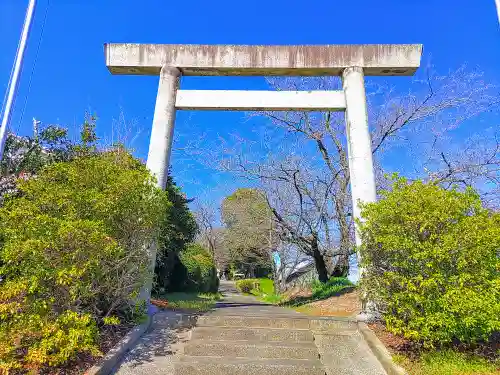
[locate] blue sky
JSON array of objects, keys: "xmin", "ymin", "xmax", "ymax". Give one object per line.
[{"xmin": 1, "ymin": 0, "xmax": 500, "ymax": 205}]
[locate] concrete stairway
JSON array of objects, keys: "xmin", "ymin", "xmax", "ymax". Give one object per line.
[
  {"xmin": 112, "ymin": 281, "xmax": 387, "ymax": 375},
  {"xmin": 172, "ymin": 281, "xmax": 386, "ymax": 375},
  {"xmin": 174, "ymin": 313, "xmax": 327, "ymax": 375}
]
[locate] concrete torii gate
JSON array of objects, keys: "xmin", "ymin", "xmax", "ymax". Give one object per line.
[{"xmin": 105, "ymin": 43, "xmax": 422, "ymax": 300}]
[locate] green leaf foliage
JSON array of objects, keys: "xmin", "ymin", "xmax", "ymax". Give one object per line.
[
  {"xmin": 178, "ymin": 243, "xmax": 219, "ymax": 293},
  {"xmin": 1, "ymin": 125, "xmax": 73, "ymax": 177},
  {"xmin": 155, "ymin": 174, "xmax": 198, "ymax": 293},
  {"xmin": 221, "ymin": 188, "xmax": 274, "ymax": 276},
  {"xmin": 0, "ymin": 150, "xmax": 169, "ymax": 371},
  {"xmin": 1, "ymin": 114, "xmax": 98, "ymax": 179},
  {"xmin": 358, "ymin": 177, "xmax": 500, "ymax": 346}
]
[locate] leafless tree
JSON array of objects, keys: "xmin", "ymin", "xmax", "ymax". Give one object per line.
[
  {"xmin": 210, "ymin": 227, "xmax": 232, "ymax": 272},
  {"xmin": 214, "ymin": 65, "xmax": 499, "ymax": 283},
  {"xmin": 193, "ymin": 200, "xmax": 219, "ymax": 258}
]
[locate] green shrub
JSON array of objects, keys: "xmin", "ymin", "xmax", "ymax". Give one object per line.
[
  {"xmin": 359, "ymin": 177, "xmax": 500, "ymax": 346},
  {"xmin": 0, "ymin": 150, "xmax": 168, "ymax": 371},
  {"xmin": 236, "ymin": 279, "xmax": 257, "ymax": 294},
  {"xmin": 236, "ymin": 278, "xmax": 279, "ymax": 303},
  {"xmin": 155, "ymin": 175, "xmax": 197, "ymax": 293},
  {"xmin": 310, "ymin": 277, "xmax": 354, "ymax": 300},
  {"xmin": 178, "ymin": 243, "xmax": 219, "ymax": 293}
]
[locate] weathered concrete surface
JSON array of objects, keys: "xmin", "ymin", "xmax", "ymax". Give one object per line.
[
  {"xmin": 146, "ymin": 66, "xmax": 180, "ymax": 190},
  {"xmin": 111, "ymin": 311, "xmax": 196, "ymax": 375},
  {"xmin": 342, "ymin": 66, "xmax": 376, "ymax": 248},
  {"xmin": 175, "ymin": 357, "xmax": 326, "ymax": 375},
  {"xmin": 197, "ymin": 314, "xmax": 357, "ymax": 331},
  {"xmin": 86, "ymin": 315, "xmax": 152, "ymax": 375},
  {"xmin": 358, "ymin": 323, "xmax": 408, "ymax": 375},
  {"xmin": 175, "ymin": 90, "xmax": 346, "ymax": 111},
  {"xmin": 139, "ymin": 66, "xmax": 179, "ymax": 303},
  {"xmin": 315, "ymin": 331, "xmax": 387, "ymax": 375},
  {"xmin": 184, "ymin": 340, "xmax": 320, "ymax": 360},
  {"xmin": 191, "ymin": 326, "xmax": 315, "ymax": 342},
  {"xmin": 105, "ymin": 44, "xmax": 422, "ymax": 76}
]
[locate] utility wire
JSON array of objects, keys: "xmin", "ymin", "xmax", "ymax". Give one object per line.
[
  {"xmin": 16, "ymin": 0, "xmax": 51, "ymax": 134},
  {"xmin": 0, "ymin": 12, "xmax": 25, "ymax": 119}
]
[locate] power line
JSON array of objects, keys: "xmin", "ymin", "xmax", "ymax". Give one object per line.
[
  {"xmin": 0, "ymin": 13, "xmax": 25, "ymax": 117},
  {"xmin": 17, "ymin": 0, "xmax": 51, "ymax": 135}
]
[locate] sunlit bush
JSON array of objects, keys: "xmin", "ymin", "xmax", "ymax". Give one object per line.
[
  {"xmin": 359, "ymin": 177, "xmax": 500, "ymax": 346},
  {"xmin": 235, "ymin": 279, "xmax": 258, "ymax": 294},
  {"xmin": 0, "ymin": 150, "xmax": 168, "ymax": 371}
]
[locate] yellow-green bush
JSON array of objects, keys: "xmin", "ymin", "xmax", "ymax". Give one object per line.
[
  {"xmin": 236, "ymin": 279, "xmax": 259, "ymax": 294},
  {"xmin": 359, "ymin": 177, "xmax": 500, "ymax": 347},
  {"xmin": 0, "ymin": 150, "xmax": 168, "ymax": 372}
]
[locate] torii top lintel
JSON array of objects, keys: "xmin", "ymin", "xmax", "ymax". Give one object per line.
[{"xmin": 104, "ymin": 44, "xmax": 423, "ymax": 77}]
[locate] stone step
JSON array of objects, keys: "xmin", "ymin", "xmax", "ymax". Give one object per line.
[
  {"xmin": 197, "ymin": 314, "xmax": 358, "ymax": 332},
  {"xmin": 175, "ymin": 356, "xmax": 326, "ymax": 375},
  {"xmin": 197, "ymin": 315, "xmax": 310, "ymax": 329},
  {"xmin": 309, "ymin": 317, "xmax": 358, "ymax": 332},
  {"xmin": 191, "ymin": 326, "xmax": 314, "ymax": 343},
  {"xmin": 184, "ymin": 340, "xmax": 320, "ymax": 360},
  {"xmin": 153, "ymin": 312, "xmax": 198, "ymax": 328},
  {"xmin": 314, "ymin": 332, "xmax": 387, "ymax": 375}
]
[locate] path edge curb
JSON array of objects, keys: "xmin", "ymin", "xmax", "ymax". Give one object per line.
[
  {"xmin": 85, "ymin": 314, "xmax": 153, "ymax": 375},
  {"xmin": 358, "ymin": 322, "xmax": 408, "ymax": 375}
]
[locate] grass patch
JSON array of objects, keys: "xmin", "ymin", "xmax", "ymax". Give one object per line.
[
  {"xmin": 253, "ymin": 278, "xmax": 274, "ymax": 295},
  {"xmin": 152, "ymin": 292, "xmax": 222, "ymax": 312},
  {"xmin": 393, "ymin": 350, "xmax": 499, "ymax": 375},
  {"xmin": 235, "ymin": 278, "xmax": 285, "ymax": 304},
  {"xmin": 235, "ymin": 277, "xmax": 355, "ymax": 308},
  {"xmin": 250, "ymin": 278, "xmax": 286, "ymax": 304},
  {"xmin": 283, "ymin": 277, "xmax": 354, "ymax": 307},
  {"xmin": 311, "ymin": 277, "xmax": 353, "ymax": 299},
  {"xmin": 260, "ymin": 293, "xmax": 286, "ymax": 304}
]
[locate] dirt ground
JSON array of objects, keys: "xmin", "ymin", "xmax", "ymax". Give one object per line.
[
  {"xmin": 368, "ymin": 322, "xmax": 414, "ymax": 354},
  {"xmin": 291, "ymin": 289, "xmax": 362, "ymax": 317}
]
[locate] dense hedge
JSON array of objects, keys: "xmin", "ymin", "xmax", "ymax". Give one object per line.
[
  {"xmin": 0, "ymin": 151, "xmax": 168, "ymax": 371},
  {"xmin": 155, "ymin": 175, "xmax": 198, "ymax": 293},
  {"xmin": 178, "ymin": 243, "xmax": 219, "ymax": 293},
  {"xmin": 359, "ymin": 178, "xmax": 500, "ymax": 346}
]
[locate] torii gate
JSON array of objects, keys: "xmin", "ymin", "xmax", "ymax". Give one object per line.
[{"xmin": 104, "ymin": 44, "xmax": 423, "ymax": 301}]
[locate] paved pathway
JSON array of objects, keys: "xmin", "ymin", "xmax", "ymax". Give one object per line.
[{"xmin": 111, "ymin": 281, "xmax": 386, "ymax": 375}]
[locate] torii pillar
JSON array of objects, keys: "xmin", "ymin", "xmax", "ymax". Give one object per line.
[{"xmin": 104, "ymin": 44, "xmax": 423, "ymax": 305}]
